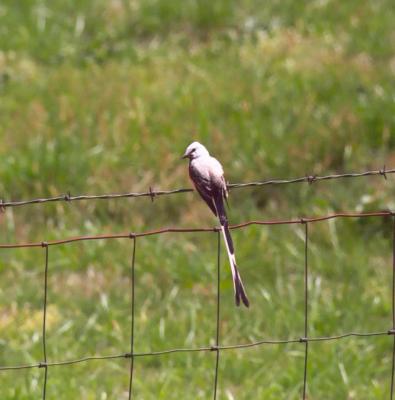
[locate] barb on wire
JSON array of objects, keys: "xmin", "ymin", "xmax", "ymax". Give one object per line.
[{"xmin": 0, "ymin": 166, "xmax": 393, "ymax": 209}]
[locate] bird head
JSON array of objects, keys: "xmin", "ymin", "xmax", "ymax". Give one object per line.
[{"xmin": 181, "ymin": 142, "xmax": 209, "ymax": 160}]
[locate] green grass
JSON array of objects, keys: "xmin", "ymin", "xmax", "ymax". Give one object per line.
[{"xmin": 1, "ymin": 0, "xmax": 395, "ymax": 398}]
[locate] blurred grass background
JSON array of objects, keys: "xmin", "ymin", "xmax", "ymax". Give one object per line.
[{"xmin": 0, "ymin": 0, "xmax": 395, "ymax": 398}]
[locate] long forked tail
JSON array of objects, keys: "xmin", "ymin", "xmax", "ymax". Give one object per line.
[
  {"xmin": 219, "ymin": 225, "xmax": 249, "ymax": 307},
  {"xmin": 213, "ymin": 191, "xmax": 249, "ymax": 307}
]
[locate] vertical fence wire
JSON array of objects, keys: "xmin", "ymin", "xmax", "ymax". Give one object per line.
[
  {"xmin": 391, "ymin": 217, "xmax": 395, "ymax": 400},
  {"xmin": 41, "ymin": 243, "xmax": 49, "ymax": 400},
  {"xmin": 128, "ymin": 236, "xmax": 137, "ymax": 400},
  {"xmin": 302, "ymin": 222, "xmax": 309, "ymax": 400},
  {"xmin": 213, "ymin": 231, "xmax": 221, "ymax": 400}
]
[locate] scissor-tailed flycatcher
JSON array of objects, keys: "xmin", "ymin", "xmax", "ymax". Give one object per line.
[{"xmin": 182, "ymin": 142, "xmax": 249, "ymax": 307}]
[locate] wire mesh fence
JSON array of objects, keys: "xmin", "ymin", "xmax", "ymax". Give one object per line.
[{"xmin": 0, "ymin": 167, "xmax": 395, "ymax": 399}]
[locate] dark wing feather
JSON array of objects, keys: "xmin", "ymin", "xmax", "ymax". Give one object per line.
[{"xmin": 189, "ymin": 165, "xmax": 217, "ymax": 216}]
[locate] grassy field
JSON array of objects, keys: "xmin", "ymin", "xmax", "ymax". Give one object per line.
[{"xmin": 1, "ymin": 0, "xmax": 395, "ymax": 398}]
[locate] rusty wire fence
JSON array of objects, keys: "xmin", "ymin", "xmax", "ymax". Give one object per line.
[{"xmin": 1, "ymin": 167, "xmax": 395, "ymax": 399}]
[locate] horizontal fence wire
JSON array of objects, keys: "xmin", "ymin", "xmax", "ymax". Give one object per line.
[
  {"xmin": 0, "ymin": 211, "xmax": 394, "ymax": 249},
  {"xmin": 0, "ymin": 166, "xmax": 392, "ymax": 209},
  {"xmin": 0, "ymin": 331, "xmax": 392, "ymax": 371},
  {"xmin": 1, "ymin": 166, "xmax": 395, "ymax": 398}
]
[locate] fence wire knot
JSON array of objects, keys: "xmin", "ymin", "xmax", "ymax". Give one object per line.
[
  {"xmin": 149, "ymin": 186, "xmax": 156, "ymax": 202},
  {"xmin": 380, "ymin": 165, "xmax": 387, "ymax": 180},
  {"xmin": 306, "ymin": 175, "xmax": 316, "ymax": 184},
  {"xmin": 64, "ymin": 192, "xmax": 71, "ymax": 201}
]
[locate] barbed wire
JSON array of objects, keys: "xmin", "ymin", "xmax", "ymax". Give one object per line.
[
  {"xmin": 0, "ymin": 165, "xmax": 392, "ymax": 209},
  {"xmin": 1, "ymin": 168, "xmax": 395, "ymax": 398}
]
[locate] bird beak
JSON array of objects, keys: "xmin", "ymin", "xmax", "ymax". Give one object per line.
[{"xmin": 181, "ymin": 152, "xmax": 188, "ymax": 159}]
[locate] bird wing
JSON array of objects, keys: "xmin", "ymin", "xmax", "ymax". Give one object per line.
[{"xmin": 189, "ymin": 160, "xmax": 217, "ymax": 216}]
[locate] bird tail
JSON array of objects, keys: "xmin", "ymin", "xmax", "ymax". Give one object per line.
[
  {"xmin": 214, "ymin": 194, "xmax": 249, "ymax": 307},
  {"xmin": 220, "ymin": 226, "xmax": 249, "ymax": 307}
]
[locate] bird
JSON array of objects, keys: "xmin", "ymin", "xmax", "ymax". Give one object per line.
[{"xmin": 182, "ymin": 141, "xmax": 249, "ymax": 307}]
